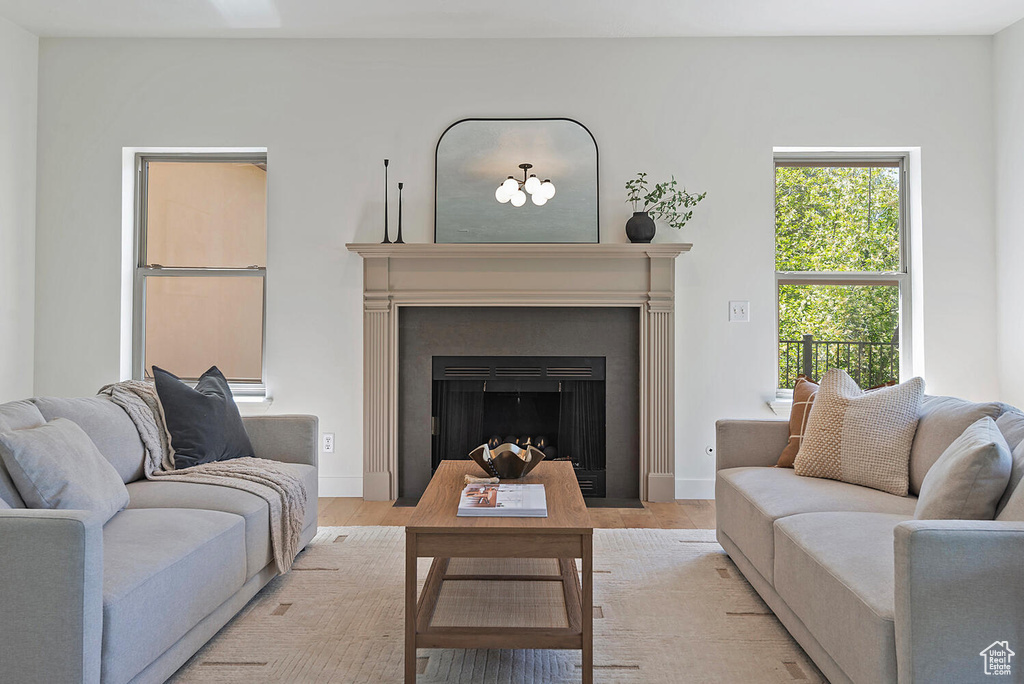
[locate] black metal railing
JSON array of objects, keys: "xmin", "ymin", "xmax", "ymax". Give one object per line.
[{"xmin": 779, "ymin": 334, "xmax": 898, "ymax": 389}]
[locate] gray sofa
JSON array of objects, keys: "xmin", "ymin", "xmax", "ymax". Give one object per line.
[
  {"xmin": 0, "ymin": 396, "xmax": 319, "ymax": 684},
  {"xmin": 716, "ymin": 396, "xmax": 1024, "ymax": 684}
]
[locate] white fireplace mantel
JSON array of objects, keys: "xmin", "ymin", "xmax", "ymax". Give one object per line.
[{"xmin": 347, "ymin": 242, "xmax": 691, "ymax": 501}]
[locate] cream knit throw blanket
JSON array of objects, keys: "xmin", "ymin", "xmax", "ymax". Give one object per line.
[{"xmin": 99, "ymin": 380, "xmax": 306, "ymax": 574}]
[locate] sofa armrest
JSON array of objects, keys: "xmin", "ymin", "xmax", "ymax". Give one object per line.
[
  {"xmin": 894, "ymin": 520, "xmax": 1024, "ymax": 683},
  {"xmin": 715, "ymin": 419, "xmax": 789, "ymax": 471},
  {"xmin": 243, "ymin": 414, "xmax": 319, "ymax": 467},
  {"xmin": 0, "ymin": 509, "xmax": 103, "ymax": 684}
]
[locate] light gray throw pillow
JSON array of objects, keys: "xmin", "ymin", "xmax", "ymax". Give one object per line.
[
  {"xmin": 909, "ymin": 396, "xmax": 1008, "ymax": 495},
  {"xmin": 915, "ymin": 417, "xmax": 1012, "ymax": 520},
  {"xmin": 0, "ymin": 497, "xmax": 8, "ymax": 509},
  {"xmin": 0, "ymin": 418, "xmax": 130, "ymax": 523}
]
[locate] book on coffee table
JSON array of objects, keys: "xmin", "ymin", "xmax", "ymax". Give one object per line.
[{"xmin": 457, "ymin": 483, "xmax": 548, "ymax": 517}]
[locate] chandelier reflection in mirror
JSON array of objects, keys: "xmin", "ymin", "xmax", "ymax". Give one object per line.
[{"xmin": 494, "ymin": 163, "xmax": 556, "ymax": 207}]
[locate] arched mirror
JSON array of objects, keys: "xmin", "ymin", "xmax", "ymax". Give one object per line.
[{"xmin": 435, "ymin": 118, "xmax": 599, "ymax": 243}]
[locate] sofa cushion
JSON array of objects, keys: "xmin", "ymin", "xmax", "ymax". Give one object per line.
[
  {"xmin": 154, "ymin": 366, "xmax": 255, "ymax": 469},
  {"xmin": 101, "ymin": 508, "xmax": 245, "ymax": 684},
  {"xmin": 716, "ymin": 466, "xmax": 917, "ymax": 584},
  {"xmin": 909, "ymin": 396, "xmax": 1008, "ymax": 495},
  {"xmin": 915, "ymin": 417, "xmax": 1012, "ymax": 520},
  {"xmin": 995, "ymin": 409, "xmax": 1024, "ymax": 450},
  {"xmin": 32, "ymin": 396, "xmax": 146, "ymax": 483},
  {"xmin": 774, "ymin": 511, "xmax": 910, "ymax": 684},
  {"xmin": 997, "ymin": 479, "xmax": 1024, "ymax": 521},
  {"xmin": 125, "ymin": 462, "xmax": 317, "ymax": 580},
  {"xmin": 0, "ymin": 399, "xmax": 46, "ymax": 431},
  {"xmin": 126, "ymin": 481, "xmax": 270, "ymax": 580},
  {"xmin": 286, "ymin": 462, "xmax": 318, "ymax": 532},
  {"xmin": 794, "ymin": 369, "xmax": 923, "ymax": 496},
  {"xmin": 0, "ymin": 400, "xmax": 45, "ymax": 507},
  {"xmin": 995, "ymin": 411, "xmax": 1024, "ymax": 516},
  {"xmin": 0, "ymin": 418, "xmax": 130, "ymax": 524}
]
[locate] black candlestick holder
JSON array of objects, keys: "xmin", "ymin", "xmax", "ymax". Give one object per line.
[
  {"xmin": 395, "ymin": 182, "xmax": 405, "ymax": 244},
  {"xmin": 381, "ymin": 159, "xmax": 391, "ymax": 244}
]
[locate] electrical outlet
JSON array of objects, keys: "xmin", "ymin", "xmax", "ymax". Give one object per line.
[
  {"xmin": 322, "ymin": 433, "xmax": 335, "ymax": 453},
  {"xmin": 729, "ymin": 300, "xmax": 750, "ymax": 323}
]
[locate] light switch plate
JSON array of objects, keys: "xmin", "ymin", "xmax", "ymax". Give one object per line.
[{"xmin": 729, "ymin": 300, "xmax": 750, "ymax": 323}]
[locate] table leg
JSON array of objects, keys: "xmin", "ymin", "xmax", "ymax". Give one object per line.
[
  {"xmin": 581, "ymin": 534, "xmax": 593, "ymax": 684},
  {"xmin": 405, "ymin": 530, "xmax": 417, "ymax": 683}
]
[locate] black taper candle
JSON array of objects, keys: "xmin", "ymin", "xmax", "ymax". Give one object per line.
[
  {"xmin": 381, "ymin": 159, "xmax": 391, "ymax": 244},
  {"xmin": 396, "ymin": 182, "xmax": 405, "ymax": 244}
]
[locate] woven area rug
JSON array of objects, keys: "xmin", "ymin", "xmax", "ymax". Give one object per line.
[{"xmin": 169, "ymin": 526, "xmax": 825, "ymax": 683}]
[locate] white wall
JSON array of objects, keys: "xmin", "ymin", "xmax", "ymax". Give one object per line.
[
  {"xmin": 34, "ymin": 37, "xmax": 998, "ymax": 497},
  {"xmin": 996, "ymin": 19, "xmax": 1024, "ymax": 407},
  {"xmin": 0, "ymin": 17, "xmax": 37, "ymax": 403}
]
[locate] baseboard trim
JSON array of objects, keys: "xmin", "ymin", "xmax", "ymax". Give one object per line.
[
  {"xmin": 675, "ymin": 477, "xmax": 715, "ymax": 500},
  {"xmin": 318, "ymin": 476, "xmax": 363, "ymax": 497}
]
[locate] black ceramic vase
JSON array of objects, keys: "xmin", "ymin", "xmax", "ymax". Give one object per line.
[{"xmin": 625, "ymin": 211, "xmax": 656, "ymax": 243}]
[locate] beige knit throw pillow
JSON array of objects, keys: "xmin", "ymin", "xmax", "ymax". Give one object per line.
[{"xmin": 794, "ymin": 368, "xmax": 925, "ymax": 496}]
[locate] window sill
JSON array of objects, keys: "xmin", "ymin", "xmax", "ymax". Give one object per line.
[
  {"xmin": 234, "ymin": 394, "xmax": 271, "ymax": 404},
  {"xmin": 227, "ymin": 382, "xmax": 269, "ymax": 407},
  {"xmin": 235, "ymin": 394, "xmax": 273, "ymax": 416},
  {"xmin": 768, "ymin": 391, "xmax": 793, "ymax": 416},
  {"xmin": 137, "ymin": 377, "xmax": 268, "ymax": 404}
]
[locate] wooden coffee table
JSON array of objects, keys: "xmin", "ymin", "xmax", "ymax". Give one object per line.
[{"xmin": 405, "ymin": 460, "xmax": 594, "ymax": 683}]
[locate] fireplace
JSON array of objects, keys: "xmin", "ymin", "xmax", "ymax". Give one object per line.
[
  {"xmin": 347, "ymin": 242, "xmax": 689, "ymax": 502},
  {"xmin": 398, "ymin": 306, "xmax": 637, "ymax": 500},
  {"xmin": 432, "ymin": 356, "xmax": 607, "ymax": 496}
]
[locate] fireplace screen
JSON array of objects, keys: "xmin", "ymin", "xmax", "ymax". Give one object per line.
[{"xmin": 431, "ymin": 356, "xmax": 607, "ymax": 496}]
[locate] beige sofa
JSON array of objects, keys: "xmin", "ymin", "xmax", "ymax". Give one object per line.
[{"xmin": 716, "ymin": 396, "xmax": 1024, "ymax": 684}]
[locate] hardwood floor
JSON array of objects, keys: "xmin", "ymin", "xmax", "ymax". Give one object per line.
[{"xmin": 319, "ymin": 498, "xmax": 716, "ymax": 530}]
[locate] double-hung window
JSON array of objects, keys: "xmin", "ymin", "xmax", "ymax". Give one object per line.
[
  {"xmin": 775, "ymin": 153, "xmax": 910, "ymax": 392},
  {"xmin": 133, "ymin": 153, "xmax": 267, "ymax": 395}
]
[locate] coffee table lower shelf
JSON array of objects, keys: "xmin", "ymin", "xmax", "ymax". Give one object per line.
[{"xmin": 407, "ymin": 555, "xmax": 592, "ymax": 682}]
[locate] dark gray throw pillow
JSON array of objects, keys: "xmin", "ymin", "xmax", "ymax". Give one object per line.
[{"xmin": 153, "ymin": 365, "xmax": 255, "ymax": 470}]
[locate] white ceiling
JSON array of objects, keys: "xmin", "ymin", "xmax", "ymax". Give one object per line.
[{"xmin": 1, "ymin": 0, "xmax": 1022, "ymax": 38}]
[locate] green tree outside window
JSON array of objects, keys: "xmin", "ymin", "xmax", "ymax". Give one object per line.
[{"xmin": 776, "ymin": 164, "xmax": 902, "ymax": 389}]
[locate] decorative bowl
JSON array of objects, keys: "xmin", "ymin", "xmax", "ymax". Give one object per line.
[{"xmin": 468, "ymin": 442, "xmax": 545, "ymax": 480}]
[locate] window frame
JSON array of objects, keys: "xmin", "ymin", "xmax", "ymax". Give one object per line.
[
  {"xmin": 132, "ymin": 152, "xmax": 268, "ymax": 396},
  {"xmin": 774, "ymin": 151, "xmax": 912, "ymax": 395}
]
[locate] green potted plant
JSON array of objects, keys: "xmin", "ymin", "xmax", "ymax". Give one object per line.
[{"xmin": 625, "ymin": 172, "xmax": 707, "ymax": 243}]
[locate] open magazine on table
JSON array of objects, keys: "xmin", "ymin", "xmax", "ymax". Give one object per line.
[{"xmin": 456, "ymin": 483, "xmax": 548, "ymax": 517}]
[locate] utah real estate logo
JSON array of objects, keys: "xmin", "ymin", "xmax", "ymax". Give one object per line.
[{"xmin": 980, "ymin": 641, "xmax": 1015, "ymax": 676}]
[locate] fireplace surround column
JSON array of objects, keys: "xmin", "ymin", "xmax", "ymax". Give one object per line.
[
  {"xmin": 360, "ymin": 254, "xmax": 397, "ymax": 499},
  {"xmin": 348, "ymin": 243, "xmax": 690, "ymax": 502},
  {"xmin": 643, "ymin": 252, "xmax": 678, "ymax": 502}
]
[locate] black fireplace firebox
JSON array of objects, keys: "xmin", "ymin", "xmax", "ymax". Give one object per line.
[{"xmin": 431, "ymin": 356, "xmax": 607, "ymax": 497}]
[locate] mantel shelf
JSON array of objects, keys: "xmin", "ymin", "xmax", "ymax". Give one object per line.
[{"xmin": 346, "ymin": 242, "xmax": 691, "ymax": 259}]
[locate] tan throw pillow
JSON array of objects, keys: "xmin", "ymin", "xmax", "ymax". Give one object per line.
[
  {"xmin": 794, "ymin": 368, "xmax": 925, "ymax": 496},
  {"xmin": 778, "ymin": 376, "xmax": 819, "ymax": 468}
]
